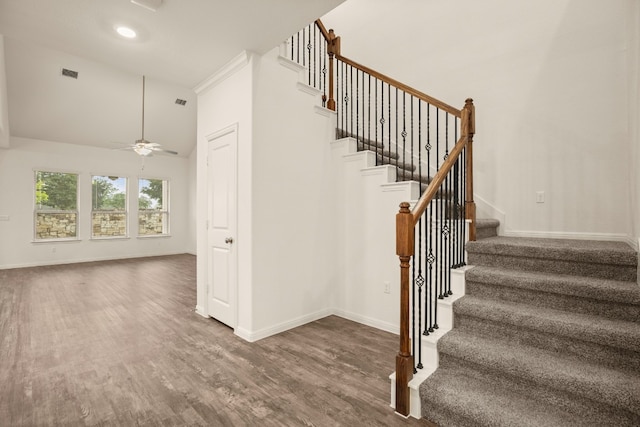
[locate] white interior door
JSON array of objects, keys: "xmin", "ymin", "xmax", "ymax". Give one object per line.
[{"xmin": 207, "ymin": 127, "xmax": 237, "ymax": 328}]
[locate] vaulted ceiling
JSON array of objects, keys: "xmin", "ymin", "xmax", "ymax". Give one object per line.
[{"xmin": 0, "ymin": 0, "xmax": 344, "ymax": 156}]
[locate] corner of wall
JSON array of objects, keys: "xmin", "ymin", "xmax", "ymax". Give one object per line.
[{"xmin": 0, "ymin": 35, "xmax": 11, "ymax": 148}]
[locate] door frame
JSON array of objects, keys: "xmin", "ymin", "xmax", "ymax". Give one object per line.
[{"xmin": 205, "ymin": 123, "xmax": 239, "ymax": 328}]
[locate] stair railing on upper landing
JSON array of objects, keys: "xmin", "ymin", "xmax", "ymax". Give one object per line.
[{"xmin": 286, "ymin": 20, "xmax": 477, "ymax": 417}]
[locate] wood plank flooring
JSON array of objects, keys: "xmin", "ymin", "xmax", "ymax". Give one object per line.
[{"xmin": 0, "ymin": 255, "xmax": 432, "ymax": 426}]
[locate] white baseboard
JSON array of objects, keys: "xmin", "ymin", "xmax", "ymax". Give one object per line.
[
  {"xmin": 233, "ymin": 307, "xmax": 402, "ymax": 342},
  {"xmin": 502, "ymin": 229, "xmax": 633, "ymax": 246},
  {"xmin": 234, "ymin": 308, "xmax": 334, "ymax": 342},
  {"xmin": 194, "ymin": 306, "xmax": 208, "ymax": 318},
  {"xmin": 0, "ymin": 251, "xmax": 191, "ymax": 270},
  {"xmin": 333, "ymin": 309, "xmax": 399, "ymax": 335},
  {"xmin": 474, "ymin": 194, "xmax": 506, "ymax": 233}
]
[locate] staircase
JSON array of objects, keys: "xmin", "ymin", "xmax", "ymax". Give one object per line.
[
  {"xmin": 419, "ymin": 233, "xmax": 640, "ymax": 426},
  {"xmin": 340, "ymin": 130, "xmax": 432, "ymax": 187}
]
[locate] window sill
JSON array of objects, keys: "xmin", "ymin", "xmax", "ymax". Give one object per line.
[
  {"xmin": 90, "ymin": 236, "xmax": 131, "ymax": 242},
  {"xmin": 32, "ymin": 238, "xmax": 81, "ymax": 244},
  {"xmin": 137, "ymin": 234, "xmax": 171, "ymax": 239}
]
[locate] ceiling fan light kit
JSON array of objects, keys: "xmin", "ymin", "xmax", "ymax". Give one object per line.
[{"xmin": 133, "ymin": 143, "xmax": 153, "ymax": 156}]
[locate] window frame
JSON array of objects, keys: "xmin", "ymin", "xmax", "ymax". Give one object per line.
[
  {"xmin": 137, "ymin": 177, "xmax": 170, "ymax": 237},
  {"xmin": 33, "ymin": 169, "xmax": 80, "ymax": 242},
  {"xmin": 90, "ymin": 175, "xmax": 129, "ymax": 240}
]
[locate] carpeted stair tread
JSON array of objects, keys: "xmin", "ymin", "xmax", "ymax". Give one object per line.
[
  {"xmin": 357, "ymin": 142, "xmax": 399, "ymax": 159},
  {"xmin": 395, "ymin": 169, "xmax": 431, "ymax": 185},
  {"xmin": 337, "ymin": 129, "xmax": 385, "ymax": 150},
  {"xmin": 375, "ymin": 153, "xmax": 416, "ymax": 172},
  {"xmin": 420, "ymin": 235, "xmax": 639, "ymax": 424},
  {"xmin": 453, "ymin": 295, "xmax": 640, "ymax": 354},
  {"xmin": 466, "ymin": 266, "xmax": 640, "ymax": 306},
  {"xmin": 467, "ymin": 236, "xmax": 637, "ymax": 281},
  {"xmin": 437, "ymin": 329, "xmax": 640, "ymax": 415},
  {"xmin": 419, "ymin": 364, "xmax": 636, "ymax": 427},
  {"xmin": 467, "ymin": 236, "xmax": 637, "ymax": 266},
  {"xmin": 475, "ymin": 218, "xmax": 499, "ymax": 239},
  {"xmin": 475, "ymin": 218, "xmax": 499, "ymax": 229}
]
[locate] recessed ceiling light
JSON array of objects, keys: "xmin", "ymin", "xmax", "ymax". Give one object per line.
[{"xmin": 116, "ymin": 26, "xmax": 137, "ymax": 39}]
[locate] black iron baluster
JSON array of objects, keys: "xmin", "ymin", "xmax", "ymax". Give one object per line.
[
  {"xmin": 356, "ymin": 68, "xmax": 359, "ymax": 146},
  {"xmin": 453, "ymin": 159, "xmax": 460, "ymax": 269},
  {"xmin": 388, "ymin": 84, "xmax": 391, "ymax": 170},
  {"xmin": 434, "ymin": 108, "xmax": 441, "ymax": 333},
  {"xmin": 462, "ymin": 144, "xmax": 467, "ymax": 266},
  {"xmin": 336, "ymin": 61, "xmax": 346, "ymax": 138},
  {"xmin": 320, "ymin": 34, "xmax": 326, "ymax": 106},
  {"xmin": 290, "ymin": 35, "xmax": 293, "ymax": 61},
  {"xmin": 425, "ymin": 104, "xmax": 435, "ymax": 334},
  {"xmin": 453, "ymin": 118, "xmax": 460, "ymax": 268},
  {"xmin": 374, "ymin": 78, "xmax": 378, "ymax": 159},
  {"xmin": 416, "ymin": 215, "xmax": 424, "ymax": 369},
  {"xmin": 410, "ymin": 96, "xmax": 414, "ymax": 182},
  {"xmin": 367, "ymin": 75, "xmax": 371, "ymax": 151},
  {"xmin": 342, "ymin": 62, "xmax": 347, "ymax": 137},
  {"xmin": 412, "ymin": 235, "xmax": 417, "ymax": 374},
  {"xmin": 380, "ymin": 81, "xmax": 384, "ymax": 165},
  {"xmin": 363, "ymin": 71, "xmax": 366, "ymax": 150},
  {"xmin": 307, "ymin": 26, "xmax": 312, "ymax": 86},
  {"xmin": 395, "ymin": 88, "xmax": 399, "ymax": 180},
  {"xmin": 444, "ymin": 113, "xmax": 451, "ymax": 297},
  {"xmin": 402, "ymin": 91, "xmax": 406, "ymax": 182},
  {"xmin": 349, "ymin": 65, "xmax": 353, "ymax": 136}
]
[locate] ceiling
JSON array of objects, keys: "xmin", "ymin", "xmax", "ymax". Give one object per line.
[{"xmin": 0, "ymin": 0, "xmax": 344, "ymax": 157}]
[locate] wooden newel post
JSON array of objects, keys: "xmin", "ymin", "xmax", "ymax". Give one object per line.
[
  {"xmin": 395, "ymin": 202, "xmax": 414, "ymax": 416},
  {"xmin": 463, "ymin": 98, "xmax": 476, "ymax": 241},
  {"xmin": 326, "ymin": 29, "xmax": 340, "ymax": 111}
]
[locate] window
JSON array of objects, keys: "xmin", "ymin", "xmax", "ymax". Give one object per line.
[
  {"xmin": 92, "ymin": 175, "xmax": 127, "ymax": 238},
  {"xmin": 34, "ymin": 171, "xmax": 79, "ymax": 240},
  {"xmin": 138, "ymin": 178, "xmax": 169, "ymax": 236}
]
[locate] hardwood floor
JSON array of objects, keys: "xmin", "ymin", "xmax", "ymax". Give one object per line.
[{"xmin": 0, "ymin": 255, "xmax": 431, "ymax": 426}]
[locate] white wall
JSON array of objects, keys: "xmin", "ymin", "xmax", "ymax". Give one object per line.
[
  {"xmin": 331, "ymin": 141, "xmax": 420, "ymax": 333},
  {"xmin": 187, "ymin": 145, "xmax": 197, "ymax": 254},
  {"xmin": 0, "ymin": 137, "xmax": 190, "ymax": 269},
  {"xmin": 323, "ymin": 0, "xmax": 635, "ymax": 242},
  {"xmin": 195, "ymin": 52, "xmax": 254, "ymax": 334},
  {"xmin": 628, "ymin": 0, "xmax": 640, "ymax": 266},
  {"xmin": 250, "ymin": 48, "xmax": 338, "ymax": 338},
  {"xmin": 0, "ymin": 35, "xmax": 9, "ymax": 148}
]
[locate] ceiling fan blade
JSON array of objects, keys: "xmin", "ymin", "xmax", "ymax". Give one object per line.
[{"xmin": 153, "ymin": 148, "xmax": 179, "ymax": 155}]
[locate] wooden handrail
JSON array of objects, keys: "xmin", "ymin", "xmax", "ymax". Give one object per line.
[
  {"xmin": 314, "ymin": 19, "xmax": 331, "ymax": 41},
  {"xmin": 411, "ymin": 99, "xmax": 474, "ymax": 223},
  {"xmin": 314, "ymin": 19, "xmax": 458, "ymax": 117},
  {"xmin": 334, "ymin": 54, "xmax": 461, "ymax": 117},
  {"xmin": 411, "ymin": 136, "xmax": 468, "ymax": 222}
]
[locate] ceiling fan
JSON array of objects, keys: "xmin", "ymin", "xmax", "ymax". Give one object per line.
[{"xmin": 122, "ymin": 75, "xmax": 178, "ymax": 157}]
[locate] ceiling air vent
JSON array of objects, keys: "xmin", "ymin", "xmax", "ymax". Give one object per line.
[
  {"xmin": 175, "ymin": 98, "xmax": 187, "ymax": 106},
  {"xmin": 61, "ymin": 68, "xmax": 79, "ymax": 79}
]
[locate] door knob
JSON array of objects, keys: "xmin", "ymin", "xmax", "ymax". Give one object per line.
[{"xmin": 225, "ymin": 237, "xmax": 234, "ymax": 244}]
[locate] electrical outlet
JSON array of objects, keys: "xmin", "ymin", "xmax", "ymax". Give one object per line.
[
  {"xmin": 384, "ymin": 281, "xmax": 391, "ymax": 294},
  {"xmin": 0, "ymin": 215, "xmax": 9, "ymax": 221},
  {"xmin": 52, "ymin": 247, "xmax": 57, "ymax": 253},
  {"xmin": 536, "ymin": 191, "xmax": 545, "ymax": 203}
]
